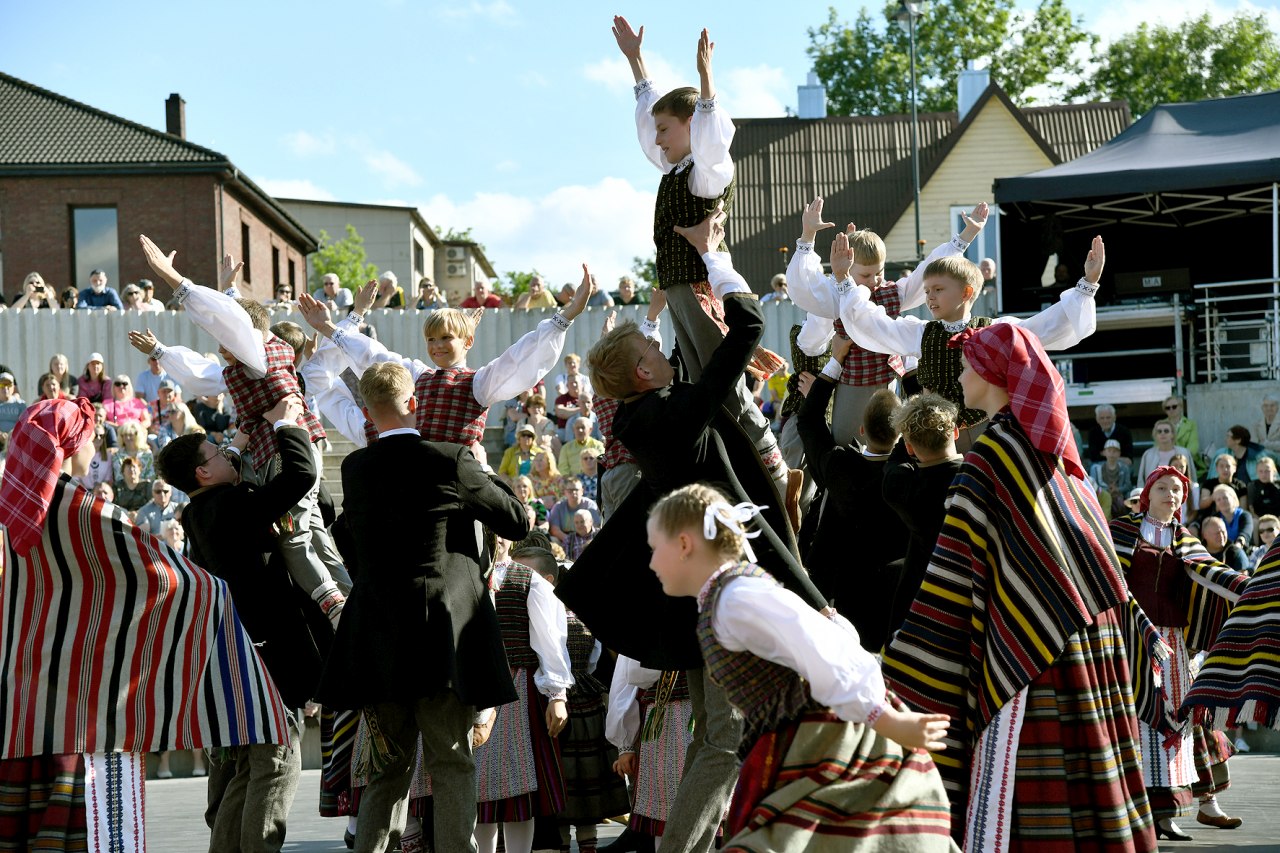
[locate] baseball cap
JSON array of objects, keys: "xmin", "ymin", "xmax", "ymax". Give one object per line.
[
  {"xmin": 1103, "ymin": 439, "xmax": 1121, "ymax": 450},
  {"xmin": 0, "ymin": 372, "xmax": 14, "ymax": 386},
  {"xmin": 1126, "ymin": 487, "xmax": 1143, "ymax": 503},
  {"xmin": 516, "ymin": 424, "xmax": 536, "ymax": 437},
  {"xmin": 88, "ymin": 352, "xmax": 104, "ymax": 363},
  {"xmin": 158, "ymin": 379, "xmax": 176, "ymax": 391}
]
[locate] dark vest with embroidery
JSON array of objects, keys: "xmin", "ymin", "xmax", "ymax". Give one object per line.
[
  {"xmin": 1128, "ymin": 538, "xmax": 1192, "ymax": 627},
  {"xmin": 414, "ymin": 367, "xmax": 488, "ymax": 445},
  {"xmin": 223, "ymin": 335, "xmax": 326, "ymax": 471},
  {"xmin": 566, "ymin": 612, "xmax": 606, "ymax": 701},
  {"xmin": 697, "ymin": 563, "xmax": 821, "ymax": 758},
  {"xmin": 781, "ymin": 323, "xmax": 833, "ymax": 421},
  {"xmin": 637, "ymin": 670, "xmax": 691, "ymax": 705},
  {"xmin": 918, "ymin": 316, "xmax": 993, "ymax": 428},
  {"xmin": 495, "ymin": 561, "xmax": 539, "ymax": 670},
  {"xmin": 653, "ymin": 163, "xmax": 733, "ymax": 290}
]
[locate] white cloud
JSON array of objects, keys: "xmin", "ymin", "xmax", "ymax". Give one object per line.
[
  {"xmin": 364, "ymin": 150, "xmax": 423, "ymax": 188},
  {"xmin": 257, "ymin": 178, "xmax": 336, "ymax": 201},
  {"xmin": 721, "ymin": 64, "xmax": 790, "ymax": 118},
  {"xmin": 435, "ymin": 0, "xmax": 517, "ymax": 25},
  {"xmin": 414, "ymin": 177, "xmax": 656, "ymax": 284},
  {"xmin": 1089, "ymin": 0, "xmax": 1280, "ymax": 45},
  {"xmin": 583, "ymin": 53, "xmax": 686, "ymax": 93},
  {"xmin": 280, "ymin": 129, "xmax": 336, "ymax": 157}
]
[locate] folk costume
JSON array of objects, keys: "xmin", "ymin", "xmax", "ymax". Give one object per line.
[
  {"xmin": 882, "ymin": 323, "xmax": 1158, "ymax": 852},
  {"xmin": 0, "ymin": 399, "xmax": 289, "ymax": 853},
  {"xmin": 1108, "ymin": 467, "xmax": 1249, "ymax": 826},
  {"xmin": 698, "ymin": 560, "xmax": 956, "ymax": 852}
]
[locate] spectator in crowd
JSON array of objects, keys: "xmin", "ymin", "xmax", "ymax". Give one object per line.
[
  {"xmin": 1200, "ymin": 453, "xmax": 1250, "ymax": 513},
  {"xmin": 553, "ymin": 353, "xmax": 593, "ymax": 398},
  {"xmin": 135, "ymin": 477, "xmax": 185, "ymax": 535},
  {"xmin": 1090, "ymin": 438, "xmax": 1135, "ymax": 518},
  {"xmin": 1209, "ymin": 483, "xmax": 1255, "ymax": 552},
  {"xmin": 512, "ymin": 474, "xmax": 549, "ymax": 530},
  {"xmin": 502, "ymin": 390, "xmax": 531, "ymax": 447},
  {"xmin": 514, "ymin": 274, "xmax": 558, "ymax": 310},
  {"xmin": 1249, "ymin": 456, "xmax": 1280, "ymax": 521},
  {"xmin": 92, "ymin": 402, "xmax": 119, "ymax": 452},
  {"xmin": 103, "ymin": 375, "xmax": 151, "ymax": 428},
  {"xmin": 76, "ymin": 268, "xmax": 124, "ymax": 311},
  {"xmin": 135, "ymin": 356, "xmax": 180, "ymax": 405},
  {"xmin": 93, "ymin": 480, "xmax": 114, "ymax": 503},
  {"xmin": 415, "ymin": 278, "xmax": 448, "ymax": 310},
  {"xmin": 565, "ymin": 389, "xmax": 601, "ymax": 442},
  {"xmin": 562, "ymin": 508, "xmax": 597, "ymax": 561},
  {"xmin": 78, "ymin": 423, "xmax": 115, "ymax": 492},
  {"xmin": 759, "ymin": 273, "xmax": 789, "ymax": 305},
  {"xmin": 529, "ymin": 449, "xmax": 564, "ymax": 506},
  {"xmin": 586, "ymin": 274, "xmax": 615, "ymax": 308},
  {"xmin": 558, "ymin": 418, "xmax": 604, "ymax": 476},
  {"xmin": 547, "ymin": 478, "xmax": 601, "ymax": 545},
  {"xmin": 1162, "ymin": 395, "xmax": 1200, "ymax": 471},
  {"xmin": 555, "ymin": 283, "xmax": 576, "ymax": 308},
  {"xmin": 120, "ymin": 282, "xmax": 146, "ymax": 311},
  {"xmin": 499, "ymin": 424, "xmax": 545, "ymax": 484},
  {"xmin": 313, "ymin": 273, "xmax": 353, "ymax": 313},
  {"xmin": 159, "ymin": 517, "xmax": 187, "ymax": 556},
  {"xmin": 612, "ymin": 275, "xmax": 648, "ymax": 306},
  {"xmin": 78, "ymin": 353, "xmax": 110, "ymax": 404},
  {"xmin": 138, "ymin": 279, "xmax": 165, "ymax": 312},
  {"xmin": 1214, "ymin": 424, "xmax": 1274, "ymax": 483},
  {"xmin": 268, "ymin": 284, "xmax": 294, "ymax": 306},
  {"xmin": 48, "ymin": 353, "xmax": 78, "ymax": 397},
  {"xmin": 36, "ymin": 372, "xmax": 71, "ymax": 402},
  {"xmin": 0, "ymin": 372, "xmax": 28, "ymax": 434},
  {"xmin": 9, "ymin": 272, "xmax": 57, "ymax": 312},
  {"xmin": 191, "ymin": 392, "xmax": 233, "ymax": 444},
  {"xmin": 524, "ymin": 393, "xmax": 561, "ymax": 456},
  {"xmin": 1251, "ymin": 514, "xmax": 1278, "ymax": 569},
  {"xmin": 59, "ymin": 286, "xmax": 79, "ymax": 310},
  {"xmin": 1086, "ymin": 403, "xmax": 1133, "ymax": 463},
  {"xmin": 113, "ymin": 456, "xmax": 151, "ymax": 514},
  {"xmin": 1200, "ymin": 514, "xmax": 1250, "ymax": 571},
  {"xmin": 113, "ymin": 421, "xmax": 156, "ymax": 485},
  {"xmin": 1136, "ymin": 419, "xmax": 1195, "ymax": 484},
  {"xmin": 151, "ymin": 394, "xmax": 195, "ymax": 450},
  {"xmin": 372, "ymin": 271, "xmax": 405, "ymax": 309},
  {"xmin": 554, "ymin": 375, "xmax": 583, "ymax": 436},
  {"xmin": 1170, "ymin": 451, "xmax": 1200, "ymax": 526},
  {"xmin": 1256, "ymin": 395, "xmax": 1280, "ymax": 454},
  {"xmin": 460, "ymin": 279, "xmax": 503, "ymax": 309},
  {"xmin": 576, "ymin": 448, "xmax": 601, "ymax": 503},
  {"xmin": 979, "ymin": 257, "xmax": 997, "ymax": 281}
]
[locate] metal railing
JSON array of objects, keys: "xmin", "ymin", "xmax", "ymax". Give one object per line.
[{"xmin": 1194, "ymin": 277, "xmax": 1280, "ymax": 383}]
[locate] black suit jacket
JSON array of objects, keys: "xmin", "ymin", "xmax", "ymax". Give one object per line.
[
  {"xmin": 1087, "ymin": 422, "xmax": 1134, "ymax": 462},
  {"xmin": 316, "ymin": 434, "xmax": 528, "ymax": 711},
  {"xmin": 559, "ymin": 295, "xmax": 827, "ymax": 670},
  {"xmin": 182, "ymin": 426, "xmax": 331, "ymax": 708}
]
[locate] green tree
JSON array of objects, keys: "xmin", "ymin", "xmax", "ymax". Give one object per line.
[
  {"xmin": 807, "ymin": 0, "xmax": 1096, "ymax": 115},
  {"xmin": 502, "ymin": 270, "xmax": 543, "ymax": 299},
  {"xmin": 434, "ymin": 224, "xmax": 489, "ymax": 256},
  {"xmin": 631, "ymin": 254, "xmax": 657, "ymax": 289},
  {"xmin": 1075, "ymin": 12, "xmax": 1280, "ymax": 117},
  {"xmin": 310, "ymin": 224, "xmax": 379, "ymax": 293}
]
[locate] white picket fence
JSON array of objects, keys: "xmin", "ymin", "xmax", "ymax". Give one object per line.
[{"xmin": 0, "ymin": 301, "xmax": 808, "ymax": 397}]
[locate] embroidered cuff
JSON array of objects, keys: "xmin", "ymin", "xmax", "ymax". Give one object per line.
[
  {"xmin": 640, "ymin": 317, "xmax": 661, "ymax": 336},
  {"xmin": 149, "ymin": 343, "xmax": 166, "ymax": 360},
  {"xmin": 224, "ymin": 286, "xmax": 241, "ymax": 299},
  {"xmin": 865, "ymin": 697, "xmax": 888, "ymax": 728},
  {"xmin": 795, "ymin": 239, "xmax": 814, "ymax": 254},
  {"xmin": 551, "ymin": 312, "xmax": 572, "ymax": 332},
  {"xmin": 834, "ymin": 278, "xmax": 854, "ymax": 297},
  {"xmin": 617, "ymin": 747, "xmax": 637, "ymax": 756},
  {"xmin": 633, "ymin": 78, "xmax": 655, "ymax": 99},
  {"xmin": 950, "ymin": 233, "xmax": 971, "ymax": 251},
  {"xmin": 695, "ymin": 96, "xmax": 717, "ymax": 113},
  {"xmin": 821, "ymin": 358, "xmax": 843, "ymax": 381},
  {"xmin": 344, "ymin": 310, "xmax": 366, "ymax": 326},
  {"xmin": 547, "ymin": 690, "xmax": 568, "ymax": 703},
  {"xmin": 1076, "ymin": 277, "xmax": 1099, "ymax": 297},
  {"xmin": 174, "ymin": 279, "xmax": 193, "ymax": 304}
]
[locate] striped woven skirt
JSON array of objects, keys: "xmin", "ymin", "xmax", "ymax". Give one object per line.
[
  {"xmin": 476, "ymin": 667, "xmax": 565, "ymax": 823},
  {"xmin": 319, "ymin": 708, "xmax": 358, "ymax": 817},
  {"xmin": 1139, "ymin": 626, "xmax": 1196, "ymax": 821},
  {"xmin": 561, "ymin": 690, "xmax": 630, "ymax": 824},
  {"xmin": 1190, "ymin": 725, "xmax": 1233, "ymax": 798},
  {"xmin": 0, "ymin": 753, "xmax": 145, "ymax": 853},
  {"xmin": 725, "ymin": 709, "xmax": 955, "ymax": 853},
  {"xmin": 969, "ymin": 606, "xmax": 1156, "ymax": 852},
  {"xmin": 629, "ymin": 695, "xmax": 693, "ymax": 836}
]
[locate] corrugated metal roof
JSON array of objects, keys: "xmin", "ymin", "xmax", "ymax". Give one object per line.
[{"xmin": 1023, "ymin": 100, "xmax": 1132, "ymax": 164}]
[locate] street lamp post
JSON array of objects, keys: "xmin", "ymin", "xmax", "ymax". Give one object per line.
[{"xmin": 895, "ymin": 1, "xmax": 926, "ymax": 260}]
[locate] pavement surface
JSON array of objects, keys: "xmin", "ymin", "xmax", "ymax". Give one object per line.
[{"xmin": 145, "ymin": 758, "xmax": 1280, "ymax": 851}]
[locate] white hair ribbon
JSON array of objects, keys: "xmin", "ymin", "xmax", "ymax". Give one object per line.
[{"xmin": 703, "ymin": 500, "xmax": 766, "ymax": 562}]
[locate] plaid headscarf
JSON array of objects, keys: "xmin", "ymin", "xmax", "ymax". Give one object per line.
[
  {"xmin": 0, "ymin": 397, "xmax": 96, "ymax": 556},
  {"xmin": 950, "ymin": 322, "xmax": 1085, "ymax": 480},
  {"xmin": 1140, "ymin": 465, "xmax": 1191, "ymax": 522}
]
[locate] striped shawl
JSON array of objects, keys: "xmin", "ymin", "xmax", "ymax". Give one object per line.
[{"xmin": 0, "ymin": 479, "xmax": 290, "ymax": 758}]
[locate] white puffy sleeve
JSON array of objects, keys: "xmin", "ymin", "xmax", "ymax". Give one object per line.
[
  {"xmin": 300, "ymin": 338, "xmax": 368, "ymax": 448},
  {"xmin": 796, "ymin": 312, "xmax": 835, "ymax": 358},
  {"xmin": 173, "ymin": 280, "xmax": 267, "ymax": 378},
  {"xmin": 785, "ymin": 240, "xmax": 841, "ymax": 320},
  {"xmin": 330, "ymin": 315, "xmax": 433, "ymax": 383},
  {"xmin": 527, "ymin": 571, "xmax": 574, "ymax": 699},
  {"xmin": 154, "ymin": 344, "xmax": 228, "ymax": 398},
  {"xmin": 687, "ymin": 97, "xmax": 735, "ymax": 199},
  {"xmin": 473, "ymin": 314, "xmax": 573, "ymax": 407},
  {"xmin": 838, "ymin": 284, "xmax": 928, "ymax": 357},
  {"xmin": 996, "ymin": 279, "xmax": 1098, "ymax": 351},
  {"xmin": 633, "ymin": 79, "xmax": 670, "ymax": 173}
]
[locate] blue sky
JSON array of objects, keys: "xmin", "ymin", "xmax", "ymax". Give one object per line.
[{"xmin": 4, "ymin": 0, "xmax": 1278, "ymax": 286}]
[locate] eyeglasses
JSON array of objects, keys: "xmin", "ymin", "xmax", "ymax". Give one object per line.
[
  {"xmin": 200, "ymin": 447, "xmax": 232, "ymax": 467},
  {"xmin": 153, "ymin": 488, "xmax": 171, "ymax": 494},
  {"xmin": 1261, "ymin": 527, "xmax": 1278, "ymax": 535},
  {"xmin": 636, "ymin": 337, "xmax": 658, "ymax": 372},
  {"xmin": 114, "ymin": 381, "xmax": 129, "ymax": 387},
  {"xmin": 1164, "ymin": 404, "xmax": 1179, "ymax": 410},
  {"xmin": 1155, "ymin": 429, "xmax": 1172, "ymax": 434}
]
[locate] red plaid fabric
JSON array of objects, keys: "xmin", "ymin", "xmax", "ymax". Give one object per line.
[
  {"xmin": 362, "ymin": 418, "xmax": 380, "ymax": 445},
  {"xmin": 223, "ymin": 335, "xmax": 326, "ymax": 471},
  {"xmin": 833, "ymin": 284, "xmax": 906, "ymax": 386},
  {"xmin": 414, "ymin": 367, "xmax": 488, "ymax": 444},
  {"xmin": 0, "ymin": 398, "xmax": 95, "ymax": 556},
  {"xmin": 950, "ymin": 322, "xmax": 1084, "ymax": 479},
  {"xmin": 594, "ymin": 396, "xmax": 635, "ymax": 470}
]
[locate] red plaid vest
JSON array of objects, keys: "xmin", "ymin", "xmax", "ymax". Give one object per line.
[
  {"xmin": 833, "ymin": 283, "xmax": 906, "ymax": 387},
  {"xmin": 223, "ymin": 335, "xmax": 326, "ymax": 471},
  {"xmin": 495, "ymin": 561, "xmax": 539, "ymax": 670},
  {"xmin": 413, "ymin": 367, "xmax": 488, "ymax": 444},
  {"xmin": 594, "ymin": 396, "xmax": 636, "ymax": 470}
]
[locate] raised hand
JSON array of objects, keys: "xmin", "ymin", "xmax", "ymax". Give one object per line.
[
  {"xmin": 465, "ymin": 306, "xmax": 486, "ymax": 327},
  {"xmin": 297, "ymin": 293, "xmax": 335, "ymax": 335},
  {"xmin": 353, "ymin": 280, "xmax": 378, "ymax": 315},
  {"xmin": 563, "ymin": 264, "xmax": 596, "ymax": 321},
  {"xmin": 959, "ymin": 202, "xmax": 989, "ymax": 243},
  {"xmin": 801, "ymin": 197, "xmax": 836, "ymax": 242},
  {"xmin": 218, "ymin": 253, "xmax": 245, "ymax": 292},
  {"xmin": 1083, "ymin": 235, "xmax": 1106, "ymax": 284},
  {"xmin": 697, "ymin": 28, "xmax": 715, "ymax": 80},
  {"xmin": 601, "ymin": 309, "xmax": 617, "ymax": 337},
  {"xmin": 830, "ymin": 230, "xmax": 854, "ymax": 282},
  {"xmin": 128, "ymin": 328, "xmax": 160, "ymax": 356},
  {"xmin": 612, "ymin": 15, "xmax": 644, "ymax": 59},
  {"xmin": 138, "ymin": 235, "xmax": 183, "ymax": 288}
]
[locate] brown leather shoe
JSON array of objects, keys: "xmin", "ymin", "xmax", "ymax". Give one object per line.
[{"xmin": 1197, "ymin": 811, "xmax": 1243, "ymax": 829}]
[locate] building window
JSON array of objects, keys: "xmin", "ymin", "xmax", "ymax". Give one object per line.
[
  {"xmin": 241, "ymin": 222, "xmax": 252, "ymax": 283},
  {"xmin": 288, "ymin": 259, "xmax": 296, "ymax": 295},
  {"xmin": 71, "ymin": 207, "xmax": 119, "ymax": 287},
  {"xmin": 414, "ymin": 241, "xmax": 426, "ymax": 281},
  {"xmin": 272, "ymin": 246, "xmax": 281, "ymax": 286}
]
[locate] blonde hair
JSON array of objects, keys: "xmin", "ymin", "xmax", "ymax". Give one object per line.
[
  {"xmin": 893, "ymin": 392, "xmax": 958, "ymax": 453},
  {"xmin": 587, "ymin": 320, "xmax": 644, "ymax": 400},
  {"xmin": 1258, "ymin": 513, "xmax": 1279, "ymax": 528},
  {"xmin": 923, "ymin": 256, "xmax": 983, "ymax": 300},
  {"xmin": 531, "ymin": 451, "xmax": 561, "ymax": 478},
  {"xmin": 359, "ymin": 363, "xmax": 415, "ymax": 416},
  {"xmin": 650, "ymin": 483, "xmax": 746, "ymax": 560},
  {"xmin": 1151, "ymin": 419, "xmax": 1174, "ymax": 440},
  {"xmin": 118, "ymin": 422, "xmax": 148, "ymax": 453},
  {"xmin": 849, "ymin": 230, "xmax": 887, "ymax": 266},
  {"xmin": 1212, "ymin": 483, "xmax": 1240, "ymax": 511},
  {"xmin": 423, "ymin": 308, "xmax": 475, "ymax": 341},
  {"xmin": 1258, "ymin": 456, "xmax": 1277, "ymax": 474},
  {"xmin": 270, "ymin": 321, "xmax": 307, "ymax": 355}
]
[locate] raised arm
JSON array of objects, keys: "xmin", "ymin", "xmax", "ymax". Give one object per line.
[
  {"xmin": 299, "ymin": 338, "xmax": 369, "ymax": 448},
  {"xmin": 616, "ymin": 16, "xmax": 669, "ymax": 173},
  {"xmin": 1002, "ymin": 235, "xmax": 1103, "ymax": 350},
  {"xmin": 896, "ymin": 202, "xmax": 987, "ymax": 310},
  {"xmin": 837, "ymin": 283, "xmax": 928, "ymax": 358},
  {"xmin": 795, "ymin": 312, "xmax": 835, "ymax": 358},
  {"xmin": 687, "ymin": 28, "xmax": 734, "ymax": 199},
  {"xmin": 786, "ymin": 198, "xmax": 842, "ymax": 320},
  {"xmin": 128, "ymin": 328, "xmax": 229, "ymax": 397},
  {"xmin": 297, "ymin": 288, "xmax": 432, "ymax": 381}
]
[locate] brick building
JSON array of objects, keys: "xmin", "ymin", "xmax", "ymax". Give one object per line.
[{"xmin": 0, "ymin": 72, "xmax": 316, "ymax": 303}]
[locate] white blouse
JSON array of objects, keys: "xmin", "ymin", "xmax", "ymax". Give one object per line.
[{"xmin": 491, "ymin": 560, "xmax": 574, "ymax": 700}]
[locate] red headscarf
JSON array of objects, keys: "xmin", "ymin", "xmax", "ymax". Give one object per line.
[
  {"xmin": 949, "ymin": 322, "xmax": 1085, "ymax": 480},
  {"xmin": 0, "ymin": 397, "xmax": 96, "ymax": 556},
  {"xmin": 1140, "ymin": 465, "xmax": 1191, "ymax": 522}
]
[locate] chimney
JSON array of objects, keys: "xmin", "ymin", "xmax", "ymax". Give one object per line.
[
  {"xmin": 165, "ymin": 93, "xmax": 186, "ymax": 139},
  {"xmin": 957, "ymin": 62, "xmax": 990, "ymax": 122},
  {"xmin": 797, "ymin": 70, "xmax": 827, "ymax": 120}
]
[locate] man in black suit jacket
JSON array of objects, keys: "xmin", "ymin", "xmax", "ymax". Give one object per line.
[
  {"xmin": 1087, "ymin": 403, "xmax": 1134, "ymax": 463},
  {"xmin": 561, "ymin": 213, "xmax": 828, "ymax": 853},
  {"xmin": 316, "ymin": 361, "xmax": 528, "ymax": 853},
  {"xmin": 158, "ymin": 396, "xmax": 331, "ymax": 852}
]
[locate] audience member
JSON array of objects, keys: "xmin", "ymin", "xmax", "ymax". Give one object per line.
[
  {"xmin": 79, "ymin": 423, "xmax": 115, "ymax": 492},
  {"xmin": 498, "ymin": 424, "xmax": 545, "ymax": 483},
  {"xmin": 514, "ymin": 275, "xmax": 558, "ymax": 310},
  {"xmin": 135, "ymin": 356, "xmax": 181, "ymax": 404},
  {"xmin": 138, "ymin": 279, "xmax": 165, "ymax": 312},
  {"xmin": 1209, "ymin": 483, "xmax": 1255, "ymax": 552},
  {"xmin": 0, "ymin": 372, "xmax": 28, "ymax": 434},
  {"xmin": 93, "ymin": 480, "xmax": 115, "ymax": 503},
  {"xmin": 9, "ymin": 272, "xmax": 57, "ymax": 312},
  {"xmin": 120, "ymin": 283, "xmax": 146, "ymax": 311},
  {"xmin": 76, "ymin": 269, "xmax": 124, "ymax": 311},
  {"xmin": 371, "ymin": 271, "xmax": 405, "ymax": 309},
  {"xmin": 529, "ymin": 447, "xmax": 564, "ymax": 505},
  {"xmin": 1214, "ymin": 424, "xmax": 1274, "ymax": 483},
  {"xmin": 415, "ymin": 278, "xmax": 448, "ymax": 310},
  {"xmin": 1251, "ymin": 514, "xmax": 1278, "ymax": 569},
  {"xmin": 1200, "ymin": 514, "xmax": 1250, "ymax": 571},
  {"xmin": 460, "ymin": 279, "xmax": 503, "ymax": 309},
  {"xmin": 513, "ymin": 474, "xmax": 549, "ymax": 530},
  {"xmin": 1200, "ymin": 453, "xmax": 1249, "ymax": 513},
  {"xmin": 48, "ymin": 353, "xmax": 78, "ymax": 397},
  {"xmin": 586, "ymin": 274, "xmax": 614, "ymax": 308},
  {"xmin": 576, "ymin": 448, "xmax": 601, "ymax": 503},
  {"xmin": 268, "ymin": 284, "xmax": 294, "ymax": 306},
  {"xmin": 1090, "ymin": 438, "xmax": 1135, "ymax": 517},
  {"xmin": 36, "ymin": 372, "xmax": 70, "ymax": 402},
  {"xmin": 113, "ymin": 421, "xmax": 156, "ymax": 484},
  {"xmin": 103, "ymin": 375, "xmax": 152, "ymax": 428},
  {"xmin": 978, "ymin": 257, "xmax": 997, "ymax": 281},
  {"xmin": 554, "ymin": 375, "xmax": 583, "ymax": 434},
  {"xmin": 1170, "ymin": 452, "xmax": 1200, "ymax": 525},
  {"xmin": 562, "ymin": 508, "xmax": 597, "ymax": 560},
  {"xmin": 1162, "ymin": 395, "xmax": 1200, "ymax": 470},
  {"xmin": 1248, "ymin": 456, "xmax": 1280, "ymax": 521},
  {"xmin": 1256, "ymin": 396, "xmax": 1280, "ymax": 454},
  {"xmin": 759, "ymin": 273, "xmax": 789, "ymax": 304},
  {"xmin": 547, "ymin": 478, "xmax": 601, "ymax": 545},
  {"xmin": 59, "ymin": 286, "xmax": 79, "ymax": 310},
  {"xmin": 134, "ymin": 478, "xmax": 185, "ymax": 535},
  {"xmin": 1136, "ymin": 419, "xmax": 1195, "ymax": 483},
  {"xmin": 314, "ymin": 273, "xmax": 353, "ymax": 313},
  {"xmin": 524, "ymin": 393, "xmax": 560, "ymax": 456},
  {"xmin": 611, "ymin": 275, "xmax": 648, "ymax": 305},
  {"xmin": 79, "ymin": 353, "xmax": 110, "ymax": 403},
  {"xmin": 553, "ymin": 353, "xmax": 593, "ymax": 398},
  {"xmin": 558, "ymin": 418, "xmax": 604, "ymax": 476},
  {"xmin": 113, "ymin": 456, "xmax": 151, "ymax": 513},
  {"xmin": 1086, "ymin": 404, "xmax": 1133, "ymax": 463},
  {"xmin": 191, "ymin": 392, "xmax": 233, "ymax": 443}
]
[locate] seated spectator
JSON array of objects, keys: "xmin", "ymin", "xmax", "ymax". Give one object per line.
[
  {"xmin": 612, "ymin": 275, "xmax": 648, "ymax": 306},
  {"xmin": 512, "ymin": 474, "xmax": 549, "ymax": 530},
  {"xmin": 499, "ymin": 424, "xmax": 545, "ymax": 483},
  {"xmin": 103, "ymin": 375, "xmax": 152, "ymax": 428},
  {"xmin": 1089, "ymin": 438, "xmax": 1135, "ymax": 518},
  {"xmin": 58, "ymin": 286, "xmax": 79, "ymax": 310},
  {"xmin": 92, "ymin": 402, "xmax": 119, "ymax": 451},
  {"xmin": 565, "ymin": 389, "xmax": 601, "ymax": 442},
  {"xmin": 159, "ymin": 518, "xmax": 188, "ymax": 556},
  {"xmin": 151, "ymin": 398, "xmax": 197, "ymax": 450},
  {"xmin": 1200, "ymin": 514, "xmax": 1250, "ymax": 571},
  {"xmin": 1209, "ymin": 483, "xmax": 1254, "ymax": 552},
  {"xmin": 135, "ymin": 356, "xmax": 181, "ymax": 405},
  {"xmin": 120, "ymin": 282, "xmax": 146, "ymax": 311},
  {"xmin": 547, "ymin": 478, "xmax": 601, "ymax": 545},
  {"xmin": 76, "ymin": 269, "xmax": 124, "ymax": 311},
  {"xmin": 1086, "ymin": 403, "xmax": 1133, "ymax": 463},
  {"xmin": 191, "ymin": 393, "xmax": 233, "ymax": 444},
  {"xmin": 1249, "ymin": 456, "xmax": 1280, "ymax": 521},
  {"xmin": 9, "ymin": 272, "xmax": 57, "ymax": 312},
  {"xmin": 372, "ymin": 271, "xmax": 405, "ymax": 309},
  {"xmin": 553, "ymin": 352, "xmax": 593, "ymax": 398},
  {"xmin": 313, "ymin": 273, "xmax": 353, "ymax": 312},
  {"xmin": 138, "ymin": 279, "xmax": 166, "ymax": 312},
  {"xmin": 414, "ymin": 278, "xmax": 448, "ymax": 310},
  {"xmin": 1136, "ymin": 419, "xmax": 1195, "ymax": 483},
  {"xmin": 558, "ymin": 418, "xmax": 604, "ymax": 476},
  {"xmin": 514, "ymin": 275, "xmax": 558, "ymax": 310},
  {"xmin": 113, "ymin": 456, "xmax": 152, "ymax": 514},
  {"xmin": 555, "ymin": 282, "xmax": 575, "ymax": 307},
  {"xmin": 1170, "ymin": 452, "xmax": 1200, "ymax": 525},
  {"xmin": 759, "ymin": 273, "xmax": 789, "ymax": 305},
  {"xmin": 78, "ymin": 353, "xmax": 110, "ymax": 403},
  {"xmin": 113, "ymin": 422, "xmax": 157, "ymax": 485},
  {"xmin": 35, "ymin": 372, "xmax": 71, "ymax": 402},
  {"xmin": 1250, "ymin": 514, "xmax": 1278, "ymax": 570},
  {"xmin": 267, "ymin": 283, "xmax": 294, "ymax": 306},
  {"xmin": 1256, "ymin": 395, "xmax": 1280, "ymax": 454},
  {"xmin": 135, "ymin": 478, "xmax": 185, "ymax": 535},
  {"xmin": 1161, "ymin": 395, "xmax": 1200, "ymax": 472},
  {"xmin": 459, "ymin": 279, "xmax": 503, "ymax": 308},
  {"xmin": 554, "ymin": 375, "xmax": 583, "ymax": 437},
  {"xmin": 1200, "ymin": 453, "xmax": 1249, "ymax": 512},
  {"xmin": 1214, "ymin": 424, "xmax": 1274, "ymax": 483},
  {"xmin": 576, "ymin": 449, "xmax": 601, "ymax": 503},
  {"xmin": 529, "ymin": 450, "xmax": 565, "ymax": 507},
  {"xmin": 502, "ymin": 390, "xmax": 530, "ymax": 447},
  {"xmin": 523, "ymin": 393, "xmax": 561, "ymax": 456},
  {"xmin": 586, "ymin": 274, "xmax": 614, "ymax": 308},
  {"xmin": 563, "ymin": 508, "xmax": 597, "ymax": 561},
  {"xmin": 0, "ymin": 372, "xmax": 28, "ymax": 434},
  {"xmin": 48, "ymin": 353, "xmax": 78, "ymax": 397},
  {"xmin": 1123, "ymin": 487, "xmax": 1143, "ymax": 515},
  {"xmin": 93, "ymin": 481, "xmax": 115, "ymax": 503}
]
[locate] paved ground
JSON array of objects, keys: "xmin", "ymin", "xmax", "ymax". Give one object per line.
[{"xmin": 145, "ymin": 758, "xmax": 1280, "ymax": 851}]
